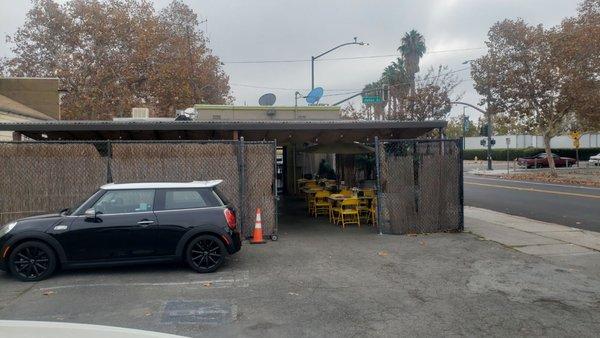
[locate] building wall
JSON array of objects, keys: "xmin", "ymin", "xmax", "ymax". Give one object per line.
[
  {"xmin": 465, "ymin": 133, "xmax": 600, "ymax": 150},
  {"xmin": 0, "ymin": 78, "xmax": 60, "ymax": 119},
  {"xmin": 194, "ymin": 104, "xmax": 341, "ymax": 121},
  {"xmin": 0, "ymin": 113, "xmax": 31, "ymax": 140}
]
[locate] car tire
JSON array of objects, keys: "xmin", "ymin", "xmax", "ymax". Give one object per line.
[
  {"xmin": 8, "ymin": 241, "xmax": 57, "ymax": 282},
  {"xmin": 185, "ymin": 235, "xmax": 227, "ymax": 273}
]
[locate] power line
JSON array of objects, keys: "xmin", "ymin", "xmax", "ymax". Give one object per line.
[
  {"xmin": 223, "ymin": 47, "xmax": 485, "ymax": 64},
  {"xmin": 230, "ymin": 67, "xmax": 472, "ymax": 94}
]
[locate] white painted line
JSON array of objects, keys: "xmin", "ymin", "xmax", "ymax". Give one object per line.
[
  {"xmin": 465, "ymin": 175, "xmax": 600, "ymax": 191},
  {"xmin": 39, "ymin": 271, "xmax": 249, "ymax": 291}
]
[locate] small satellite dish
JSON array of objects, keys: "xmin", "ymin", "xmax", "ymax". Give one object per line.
[
  {"xmin": 259, "ymin": 93, "xmax": 276, "ymax": 106},
  {"xmin": 306, "ymin": 87, "xmax": 324, "ymax": 104}
]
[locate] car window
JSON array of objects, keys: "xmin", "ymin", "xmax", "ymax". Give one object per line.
[
  {"xmin": 93, "ymin": 189, "xmax": 154, "ymax": 214},
  {"xmin": 163, "ymin": 188, "xmax": 222, "ymax": 210}
]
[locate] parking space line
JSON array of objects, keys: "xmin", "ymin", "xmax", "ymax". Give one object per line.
[{"xmin": 39, "ymin": 271, "xmax": 249, "ymax": 291}]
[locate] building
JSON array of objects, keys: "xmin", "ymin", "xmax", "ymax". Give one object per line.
[{"xmin": 0, "ymin": 78, "xmax": 58, "ymax": 140}]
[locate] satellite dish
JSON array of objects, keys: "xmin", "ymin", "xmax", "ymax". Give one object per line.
[
  {"xmin": 306, "ymin": 87, "xmax": 324, "ymax": 104},
  {"xmin": 259, "ymin": 93, "xmax": 276, "ymax": 106}
]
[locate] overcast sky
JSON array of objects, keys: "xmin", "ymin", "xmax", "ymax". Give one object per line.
[{"xmin": 0, "ymin": 0, "xmax": 580, "ymax": 120}]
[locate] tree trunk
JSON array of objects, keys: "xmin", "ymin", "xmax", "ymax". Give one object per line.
[{"xmin": 543, "ymin": 133, "xmax": 557, "ymax": 177}]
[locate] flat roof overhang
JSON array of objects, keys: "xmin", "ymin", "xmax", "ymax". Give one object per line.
[{"xmin": 0, "ymin": 120, "xmax": 447, "ymax": 143}]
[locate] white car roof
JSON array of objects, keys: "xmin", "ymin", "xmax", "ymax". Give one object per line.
[{"xmin": 100, "ymin": 180, "xmax": 223, "ymax": 190}]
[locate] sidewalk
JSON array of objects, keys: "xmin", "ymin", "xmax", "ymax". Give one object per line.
[{"xmin": 466, "ymin": 206, "xmax": 600, "ymax": 279}]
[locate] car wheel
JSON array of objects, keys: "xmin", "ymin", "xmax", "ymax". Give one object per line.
[
  {"xmin": 8, "ymin": 241, "xmax": 57, "ymax": 282},
  {"xmin": 185, "ymin": 235, "xmax": 227, "ymax": 273}
]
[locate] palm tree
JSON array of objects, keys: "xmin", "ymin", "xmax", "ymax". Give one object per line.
[
  {"xmin": 381, "ymin": 58, "xmax": 409, "ymax": 118},
  {"xmin": 398, "ymin": 29, "xmax": 426, "ymax": 95}
]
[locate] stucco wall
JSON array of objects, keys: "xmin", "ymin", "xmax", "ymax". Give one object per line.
[
  {"xmin": 194, "ymin": 105, "xmax": 341, "ymax": 121},
  {"xmin": 0, "ymin": 113, "xmax": 31, "ymax": 140},
  {"xmin": 465, "ymin": 133, "xmax": 600, "ymax": 150}
]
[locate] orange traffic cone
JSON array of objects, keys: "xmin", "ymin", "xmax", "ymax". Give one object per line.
[{"xmin": 250, "ymin": 208, "xmax": 266, "ymax": 244}]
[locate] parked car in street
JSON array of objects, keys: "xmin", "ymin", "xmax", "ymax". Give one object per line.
[
  {"xmin": 517, "ymin": 152, "xmax": 577, "ymax": 168},
  {"xmin": 0, "ymin": 180, "xmax": 242, "ymax": 282},
  {"xmin": 590, "ymin": 153, "xmax": 600, "ymax": 166}
]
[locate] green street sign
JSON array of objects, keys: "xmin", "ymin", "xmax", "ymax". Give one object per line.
[{"xmin": 362, "ymin": 96, "xmax": 383, "ymax": 104}]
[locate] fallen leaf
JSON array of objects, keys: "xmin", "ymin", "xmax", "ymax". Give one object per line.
[
  {"xmin": 42, "ymin": 290, "xmax": 55, "ymax": 296},
  {"xmin": 144, "ymin": 312, "xmax": 152, "ymax": 317},
  {"xmin": 378, "ymin": 251, "xmax": 388, "ymax": 257},
  {"xmin": 202, "ymin": 282, "xmax": 213, "ymax": 287},
  {"xmin": 419, "ymin": 241, "xmax": 426, "ymax": 246}
]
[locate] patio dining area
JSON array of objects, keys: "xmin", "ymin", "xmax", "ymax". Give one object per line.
[{"xmin": 300, "ymin": 181, "xmax": 377, "ymax": 229}]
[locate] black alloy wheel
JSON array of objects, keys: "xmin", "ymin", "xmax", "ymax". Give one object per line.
[
  {"xmin": 186, "ymin": 235, "xmax": 226, "ymax": 273},
  {"xmin": 8, "ymin": 241, "xmax": 57, "ymax": 282}
]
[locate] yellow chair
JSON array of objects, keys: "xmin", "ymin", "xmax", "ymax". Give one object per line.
[
  {"xmin": 367, "ymin": 197, "xmax": 378, "ymax": 226},
  {"xmin": 336, "ymin": 198, "xmax": 360, "ymax": 228},
  {"xmin": 305, "ymin": 181, "xmax": 318, "ymax": 188},
  {"xmin": 306, "ymin": 190, "xmax": 319, "ymax": 215},
  {"xmin": 339, "ymin": 189, "xmax": 353, "ymax": 197},
  {"xmin": 362, "ymin": 188, "xmax": 375, "ymax": 197},
  {"xmin": 358, "ymin": 199, "xmax": 370, "ymax": 220},
  {"xmin": 312, "ymin": 191, "xmax": 331, "ymax": 218},
  {"xmin": 328, "ymin": 194, "xmax": 344, "ymax": 223}
]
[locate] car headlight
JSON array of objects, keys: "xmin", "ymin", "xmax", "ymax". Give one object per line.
[{"xmin": 0, "ymin": 221, "xmax": 17, "ymax": 238}]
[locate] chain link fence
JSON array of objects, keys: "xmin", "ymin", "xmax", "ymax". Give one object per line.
[
  {"xmin": 0, "ymin": 140, "xmax": 277, "ymax": 238},
  {"xmin": 375, "ymin": 138, "xmax": 463, "ymax": 234},
  {"xmin": 0, "ymin": 142, "xmax": 108, "ymax": 225}
]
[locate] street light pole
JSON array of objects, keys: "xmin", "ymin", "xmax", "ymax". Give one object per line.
[
  {"xmin": 463, "ymin": 59, "xmax": 493, "ymax": 170},
  {"xmin": 486, "ymin": 94, "xmax": 493, "ymax": 170},
  {"xmin": 311, "ymin": 37, "xmax": 368, "ymax": 90}
]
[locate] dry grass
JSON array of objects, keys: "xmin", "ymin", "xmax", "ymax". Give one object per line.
[{"xmin": 501, "ymin": 167, "xmax": 600, "ymax": 188}]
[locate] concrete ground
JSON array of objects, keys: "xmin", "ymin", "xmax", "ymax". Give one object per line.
[
  {"xmin": 466, "ymin": 206, "xmax": 600, "ymax": 280},
  {"xmin": 1, "ymin": 200, "xmax": 600, "ymax": 337}
]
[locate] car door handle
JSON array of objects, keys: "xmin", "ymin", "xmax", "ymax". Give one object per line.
[{"xmin": 137, "ymin": 220, "xmax": 155, "ymax": 227}]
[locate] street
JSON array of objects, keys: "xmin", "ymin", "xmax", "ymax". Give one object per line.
[{"xmin": 464, "ymin": 174, "xmax": 600, "ymax": 232}]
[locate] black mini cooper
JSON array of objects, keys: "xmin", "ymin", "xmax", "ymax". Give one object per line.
[{"xmin": 0, "ymin": 180, "xmax": 242, "ymax": 281}]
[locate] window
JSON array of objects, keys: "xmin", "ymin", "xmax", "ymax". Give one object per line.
[
  {"xmin": 93, "ymin": 189, "xmax": 155, "ymax": 214},
  {"xmin": 163, "ymin": 189, "xmax": 222, "ymax": 210}
]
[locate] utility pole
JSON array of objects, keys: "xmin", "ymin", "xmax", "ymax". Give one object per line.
[
  {"xmin": 485, "ymin": 92, "xmax": 493, "ymax": 170},
  {"xmin": 462, "ymin": 106, "xmax": 467, "ymax": 150},
  {"xmin": 463, "ymin": 59, "xmax": 494, "ymax": 170}
]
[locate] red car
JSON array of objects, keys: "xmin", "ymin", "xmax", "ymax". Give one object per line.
[{"xmin": 517, "ymin": 153, "xmax": 577, "ymax": 168}]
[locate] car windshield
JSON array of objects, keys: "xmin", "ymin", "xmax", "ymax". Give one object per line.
[{"xmin": 59, "ymin": 196, "xmax": 91, "ymax": 215}]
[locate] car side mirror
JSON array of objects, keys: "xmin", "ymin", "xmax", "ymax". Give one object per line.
[{"xmin": 84, "ymin": 208, "xmax": 98, "ymax": 219}]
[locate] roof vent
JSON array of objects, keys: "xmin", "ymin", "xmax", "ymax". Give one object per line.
[{"xmin": 132, "ymin": 107, "xmax": 150, "ymax": 119}]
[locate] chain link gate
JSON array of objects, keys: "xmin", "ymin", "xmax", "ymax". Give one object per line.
[
  {"xmin": 375, "ymin": 138, "xmax": 463, "ymax": 234},
  {"xmin": 0, "ymin": 140, "xmax": 278, "ymax": 238}
]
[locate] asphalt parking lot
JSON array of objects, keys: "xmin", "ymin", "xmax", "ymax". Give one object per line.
[{"xmin": 1, "ymin": 202, "xmax": 600, "ymax": 337}]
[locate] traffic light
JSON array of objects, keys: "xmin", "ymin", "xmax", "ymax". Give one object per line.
[{"xmin": 479, "ymin": 124, "xmax": 488, "ymax": 136}]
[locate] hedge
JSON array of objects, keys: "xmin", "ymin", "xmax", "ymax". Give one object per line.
[{"xmin": 463, "ymin": 148, "xmax": 600, "ymax": 161}]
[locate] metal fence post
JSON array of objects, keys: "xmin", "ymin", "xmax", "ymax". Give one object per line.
[
  {"xmin": 106, "ymin": 140, "xmax": 113, "ymax": 183},
  {"xmin": 237, "ymin": 137, "xmax": 246, "ymax": 235},
  {"xmin": 374, "ymin": 136, "xmax": 383, "ymax": 235},
  {"xmin": 273, "ymin": 140, "xmax": 279, "ymax": 237},
  {"xmin": 458, "ymin": 139, "xmax": 464, "ymax": 232}
]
